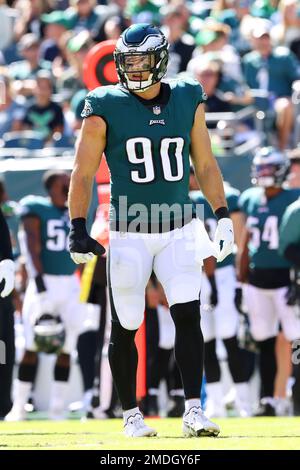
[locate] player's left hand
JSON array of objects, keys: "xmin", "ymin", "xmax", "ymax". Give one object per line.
[
  {"xmin": 234, "ymin": 286, "xmax": 245, "ymax": 314},
  {"xmin": 69, "ymin": 217, "xmax": 106, "ymax": 264},
  {"xmin": 213, "ymin": 218, "xmax": 234, "ymax": 263},
  {"xmin": 0, "ymin": 259, "xmax": 15, "ymax": 298}
]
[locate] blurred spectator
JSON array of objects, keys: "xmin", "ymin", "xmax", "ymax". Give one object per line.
[
  {"xmin": 161, "ymin": 4, "xmax": 195, "ymax": 78},
  {"xmin": 0, "ymin": 0, "xmax": 18, "ymax": 51},
  {"xmin": 40, "ymin": 10, "xmax": 73, "ymax": 62},
  {"xmin": 0, "ymin": 72, "xmax": 25, "ymax": 138},
  {"xmin": 192, "ymin": 21, "xmax": 243, "ymax": 82},
  {"xmin": 250, "ymin": 0, "xmax": 279, "ymax": 18},
  {"xmin": 90, "ymin": 0, "xmax": 129, "ymax": 43},
  {"xmin": 191, "ymin": 59, "xmax": 253, "ymax": 114},
  {"xmin": 286, "ymin": 147, "xmax": 300, "ymax": 188},
  {"xmin": 271, "ymin": 0, "xmax": 300, "ymax": 60},
  {"xmin": 56, "ymin": 30, "xmax": 94, "ymax": 97},
  {"xmin": 243, "ymin": 22, "xmax": 300, "ymax": 148},
  {"xmin": 8, "ymin": 33, "xmax": 52, "ymax": 98},
  {"xmin": 103, "ymin": 15, "xmax": 123, "ymax": 40},
  {"xmin": 211, "ymin": 0, "xmax": 252, "ymax": 54},
  {"xmin": 13, "ymin": 0, "xmax": 52, "ymax": 43},
  {"xmin": 189, "ymin": 53, "xmax": 253, "ymax": 109},
  {"xmin": 66, "ymin": 0, "xmax": 101, "ymax": 32},
  {"xmin": 126, "ymin": 0, "xmax": 160, "ymax": 25},
  {"xmin": 22, "ymin": 70, "xmax": 64, "ymax": 140}
]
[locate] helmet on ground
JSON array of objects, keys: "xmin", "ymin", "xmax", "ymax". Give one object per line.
[{"xmin": 34, "ymin": 313, "xmax": 65, "ymax": 354}]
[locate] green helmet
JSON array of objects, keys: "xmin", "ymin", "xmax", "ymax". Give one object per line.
[
  {"xmin": 34, "ymin": 313, "xmax": 65, "ymax": 354},
  {"xmin": 114, "ymin": 23, "xmax": 169, "ymax": 92}
]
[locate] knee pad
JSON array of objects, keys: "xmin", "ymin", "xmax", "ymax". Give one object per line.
[
  {"xmin": 18, "ymin": 350, "xmax": 38, "ymax": 382},
  {"xmin": 164, "ymin": 275, "xmax": 201, "ymax": 307},
  {"xmin": 109, "ymin": 283, "xmax": 145, "ymax": 330},
  {"xmin": 170, "ymin": 300, "xmax": 201, "ymax": 330},
  {"xmin": 54, "ymin": 353, "xmax": 71, "ymax": 382}
]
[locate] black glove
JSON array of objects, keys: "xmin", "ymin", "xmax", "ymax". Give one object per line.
[
  {"xmin": 234, "ymin": 286, "xmax": 245, "ymax": 314},
  {"xmin": 69, "ymin": 218, "xmax": 105, "ymax": 264},
  {"xmin": 208, "ymin": 274, "xmax": 218, "ymax": 308},
  {"xmin": 286, "ymin": 269, "xmax": 300, "ymax": 307}
]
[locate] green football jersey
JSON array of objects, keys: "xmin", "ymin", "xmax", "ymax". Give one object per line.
[
  {"xmin": 239, "ymin": 187, "xmax": 300, "ymax": 269},
  {"xmin": 190, "ymin": 184, "xmax": 240, "ymax": 268},
  {"xmin": 19, "ymin": 196, "xmax": 76, "ymax": 276},
  {"xmin": 81, "ymin": 78, "xmax": 206, "ymax": 230},
  {"xmin": 279, "ymin": 197, "xmax": 300, "ymax": 258}
]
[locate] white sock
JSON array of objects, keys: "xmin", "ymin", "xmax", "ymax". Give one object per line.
[
  {"xmin": 123, "ymin": 407, "xmax": 141, "ymax": 423},
  {"xmin": 83, "ymin": 389, "xmax": 93, "ymax": 410},
  {"xmin": 185, "ymin": 398, "xmax": 201, "ymax": 413},
  {"xmin": 235, "ymin": 382, "xmax": 251, "ymax": 416},
  {"xmin": 206, "ymin": 382, "xmax": 223, "ymax": 402},
  {"xmin": 49, "ymin": 381, "xmax": 68, "ymax": 414},
  {"xmin": 235, "ymin": 382, "xmax": 250, "ymax": 403},
  {"xmin": 13, "ymin": 380, "xmax": 32, "ymax": 409}
]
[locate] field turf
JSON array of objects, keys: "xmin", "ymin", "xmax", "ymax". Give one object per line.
[{"xmin": 1, "ymin": 417, "xmax": 300, "ymax": 450}]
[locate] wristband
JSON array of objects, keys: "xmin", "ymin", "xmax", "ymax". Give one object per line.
[
  {"xmin": 35, "ymin": 274, "xmax": 46, "ymax": 293},
  {"xmin": 70, "ymin": 218, "xmax": 87, "ymax": 237},
  {"xmin": 214, "ymin": 206, "xmax": 230, "ymax": 220}
]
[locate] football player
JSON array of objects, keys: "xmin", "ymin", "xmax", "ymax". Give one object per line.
[
  {"xmin": 0, "ymin": 206, "xmax": 15, "ymax": 418},
  {"xmin": 190, "ymin": 175, "xmax": 252, "ymax": 418},
  {"xmin": 238, "ymin": 147, "xmax": 300, "ymax": 416},
  {"xmin": 279, "ymin": 196, "xmax": 300, "ymax": 415},
  {"xmin": 68, "ymin": 24, "xmax": 234, "ymax": 437},
  {"xmin": 0, "ymin": 207, "xmax": 15, "ymax": 298},
  {"xmin": 6, "ymin": 170, "xmax": 85, "ymax": 421}
]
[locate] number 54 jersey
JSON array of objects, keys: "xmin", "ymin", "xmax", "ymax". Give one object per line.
[
  {"xmin": 19, "ymin": 195, "xmax": 75, "ymax": 276},
  {"xmin": 81, "ymin": 78, "xmax": 206, "ymax": 228},
  {"xmin": 239, "ymin": 187, "xmax": 300, "ymax": 269}
]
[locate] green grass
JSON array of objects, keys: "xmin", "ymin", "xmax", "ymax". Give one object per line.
[{"xmin": 1, "ymin": 418, "xmax": 300, "ymax": 450}]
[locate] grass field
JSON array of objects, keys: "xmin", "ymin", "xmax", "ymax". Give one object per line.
[{"xmin": 1, "ymin": 417, "xmax": 300, "ymax": 450}]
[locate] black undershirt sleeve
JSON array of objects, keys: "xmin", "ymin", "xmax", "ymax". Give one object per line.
[
  {"xmin": 0, "ymin": 207, "xmax": 13, "ymax": 261},
  {"xmin": 284, "ymin": 244, "xmax": 300, "ymax": 268}
]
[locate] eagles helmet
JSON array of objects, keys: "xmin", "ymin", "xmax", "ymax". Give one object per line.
[
  {"xmin": 114, "ymin": 23, "xmax": 168, "ymax": 92},
  {"xmin": 251, "ymin": 147, "xmax": 289, "ymax": 188},
  {"xmin": 34, "ymin": 313, "xmax": 65, "ymax": 354}
]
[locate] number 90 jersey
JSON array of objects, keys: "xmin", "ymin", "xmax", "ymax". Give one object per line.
[
  {"xmin": 239, "ymin": 187, "xmax": 300, "ymax": 269},
  {"xmin": 81, "ymin": 78, "xmax": 206, "ymax": 229},
  {"xmin": 19, "ymin": 196, "xmax": 76, "ymax": 276}
]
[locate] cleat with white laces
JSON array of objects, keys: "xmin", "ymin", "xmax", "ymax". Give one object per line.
[
  {"xmin": 183, "ymin": 406, "xmax": 220, "ymax": 437},
  {"xmin": 124, "ymin": 412, "xmax": 157, "ymax": 437}
]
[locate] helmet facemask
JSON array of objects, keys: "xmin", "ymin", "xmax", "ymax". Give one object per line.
[
  {"xmin": 251, "ymin": 149, "xmax": 289, "ymax": 188},
  {"xmin": 114, "ymin": 34, "xmax": 168, "ymax": 92}
]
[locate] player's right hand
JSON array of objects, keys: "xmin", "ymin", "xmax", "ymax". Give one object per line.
[
  {"xmin": 69, "ymin": 217, "xmax": 106, "ymax": 264},
  {"xmin": 0, "ymin": 259, "xmax": 15, "ymax": 298}
]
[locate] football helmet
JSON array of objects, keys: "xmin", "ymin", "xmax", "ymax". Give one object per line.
[
  {"xmin": 114, "ymin": 23, "xmax": 168, "ymax": 92},
  {"xmin": 34, "ymin": 313, "xmax": 65, "ymax": 354},
  {"xmin": 251, "ymin": 147, "xmax": 289, "ymax": 188}
]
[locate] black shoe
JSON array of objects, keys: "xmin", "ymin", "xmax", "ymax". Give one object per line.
[
  {"xmin": 86, "ymin": 407, "xmax": 116, "ymax": 419},
  {"xmin": 168, "ymin": 396, "xmax": 185, "ymax": 418},
  {"xmin": 147, "ymin": 395, "xmax": 159, "ymax": 416},
  {"xmin": 255, "ymin": 402, "xmax": 276, "ymax": 417}
]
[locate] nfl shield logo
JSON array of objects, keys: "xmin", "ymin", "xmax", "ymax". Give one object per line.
[{"xmin": 153, "ymin": 106, "xmax": 161, "ymax": 115}]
